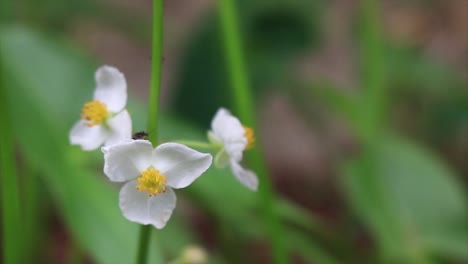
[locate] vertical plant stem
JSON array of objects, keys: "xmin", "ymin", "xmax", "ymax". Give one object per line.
[
  {"xmin": 217, "ymin": 0, "xmax": 251, "ymax": 121},
  {"xmin": 359, "ymin": 0, "xmax": 385, "ymax": 142},
  {"xmin": 146, "ymin": 0, "xmax": 164, "ymax": 145},
  {"xmin": 136, "ymin": 225, "xmax": 152, "ymax": 264},
  {"xmin": 357, "ymin": 0, "xmax": 417, "ymax": 262},
  {"xmin": 23, "ymin": 164, "xmax": 42, "ymax": 263},
  {"xmin": 137, "ymin": 0, "xmax": 164, "ymax": 264},
  {"xmin": 0, "ymin": 0, "xmax": 13, "ymax": 22},
  {"xmin": 0, "ymin": 50, "xmax": 22, "ymax": 264},
  {"xmin": 218, "ymin": 1, "xmax": 287, "ymax": 263}
]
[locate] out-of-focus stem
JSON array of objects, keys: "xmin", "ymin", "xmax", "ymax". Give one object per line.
[
  {"xmin": 23, "ymin": 164, "xmax": 42, "ymax": 263},
  {"xmin": 359, "ymin": 0, "xmax": 385, "ymax": 142},
  {"xmin": 218, "ymin": 0, "xmax": 287, "ymax": 263},
  {"xmin": 0, "ymin": 0, "xmax": 13, "ymax": 22},
  {"xmin": 0, "ymin": 50, "xmax": 22, "ymax": 264}
]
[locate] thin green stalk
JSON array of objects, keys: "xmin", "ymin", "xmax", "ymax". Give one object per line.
[
  {"xmin": 136, "ymin": 225, "xmax": 152, "ymax": 264},
  {"xmin": 217, "ymin": 0, "xmax": 252, "ymax": 121},
  {"xmin": 359, "ymin": 0, "xmax": 386, "ymax": 141},
  {"xmin": 0, "ymin": 0, "xmax": 13, "ymax": 22},
  {"xmin": 23, "ymin": 164, "xmax": 41, "ymax": 263},
  {"xmin": 0, "ymin": 50, "xmax": 22, "ymax": 264},
  {"xmin": 218, "ymin": 1, "xmax": 287, "ymax": 263},
  {"xmin": 357, "ymin": 0, "xmax": 412, "ymax": 262},
  {"xmin": 146, "ymin": 0, "xmax": 164, "ymax": 145},
  {"xmin": 137, "ymin": 0, "xmax": 164, "ymax": 264}
]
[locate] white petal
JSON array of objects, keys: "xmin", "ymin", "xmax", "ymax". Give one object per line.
[
  {"xmin": 210, "ymin": 108, "xmax": 247, "ymax": 160},
  {"xmin": 119, "ymin": 180, "xmax": 176, "ymax": 229},
  {"xmin": 93, "ymin": 65, "xmax": 127, "ymax": 112},
  {"xmin": 102, "ymin": 140, "xmax": 153, "ymax": 182},
  {"xmin": 69, "ymin": 120, "xmax": 108, "ymax": 151},
  {"xmin": 152, "ymin": 143, "xmax": 212, "ymax": 189},
  {"xmin": 224, "ymin": 139, "xmax": 246, "ymax": 162},
  {"xmin": 230, "ymin": 160, "xmax": 259, "ymax": 191},
  {"xmin": 211, "ymin": 108, "xmax": 246, "ymax": 142},
  {"xmin": 105, "ymin": 109, "xmax": 132, "ymax": 147}
]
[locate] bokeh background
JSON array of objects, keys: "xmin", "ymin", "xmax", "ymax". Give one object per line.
[{"xmin": 1, "ymin": 0, "xmax": 467, "ymax": 263}]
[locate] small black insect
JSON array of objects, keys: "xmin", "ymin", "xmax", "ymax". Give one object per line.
[{"xmin": 132, "ymin": 131, "xmax": 149, "ymax": 140}]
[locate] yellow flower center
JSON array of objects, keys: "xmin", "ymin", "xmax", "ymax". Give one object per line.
[
  {"xmin": 243, "ymin": 126, "xmax": 255, "ymax": 149},
  {"xmin": 81, "ymin": 100, "xmax": 109, "ymax": 127},
  {"xmin": 136, "ymin": 167, "xmax": 167, "ymax": 196}
]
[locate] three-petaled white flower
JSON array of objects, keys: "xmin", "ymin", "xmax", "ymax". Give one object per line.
[
  {"xmin": 70, "ymin": 65, "xmax": 132, "ymax": 151},
  {"xmin": 208, "ymin": 108, "xmax": 259, "ymax": 191},
  {"xmin": 102, "ymin": 140, "xmax": 212, "ymax": 228}
]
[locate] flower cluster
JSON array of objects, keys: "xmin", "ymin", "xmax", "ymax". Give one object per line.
[{"xmin": 70, "ymin": 66, "xmax": 258, "ymax": 229}]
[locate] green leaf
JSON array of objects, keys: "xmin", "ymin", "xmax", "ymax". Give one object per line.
[
  {"xmin": 342, "ymin": 135, "xmax": 468, "ymax": 262},
  {"xmin": 172, "ymin": 0, "xmax": 323, "ymax": 126}
]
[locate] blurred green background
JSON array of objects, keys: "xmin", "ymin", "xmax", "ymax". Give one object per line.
[{"xmin": 1, "ymin": 0, "xmax": 467, "ymax": 263}]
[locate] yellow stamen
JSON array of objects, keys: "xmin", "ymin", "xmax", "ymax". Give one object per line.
[
  {"xmin": 136, "ymin": 167, "xmax": 167, "ymax": 196},
  {"xmin": 81, "ymin": 100, "xmax": 109, "ymax": 127},
  {"xmin": 243, "ymin": 126, "xmax": 255, "ymax": 149}
]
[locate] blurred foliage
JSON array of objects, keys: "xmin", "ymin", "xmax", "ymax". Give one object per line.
[
  {"xmin": 172, "ymin": 0, "xmax": 323, "ymax": 126},
  {"xmin": 343, "ymin": 136, "xmax": 468, "ymax": 262},
  {"xmin": 295, "ymin": 34, "xmax": 468, "ymax": 264}
]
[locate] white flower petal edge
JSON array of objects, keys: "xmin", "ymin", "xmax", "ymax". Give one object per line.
[
  {"xmin": 211, "ymin": 108, "xmax": 247, "ymax": 157},
  {"xmin": 93, "ymin": 65, "xmax": 127, "ymax": 113},
  {"xmin": 70, "ymin": 120, "xmax": 108, "ymax": 151},
  {"xmin": 152, "ymin": 143, "xmax": 213, "ymax": 189},
  {"xmin": 120, "ymin": 180, "xmax": 176, "ymax": 229},
  {"xmin": 105, "ymin": 110, "xmax": 132, "ymax": 147},
  {"xmin": 102, "ymin": 140, "xmax": 153, "ymax": 182},
  {"xmin": 210, "ymin": 109, "xmax": 247, "ymax": 163},
  {"xmin": 230, "ymin": 160, "xmax": 258, "ymax": 191}
]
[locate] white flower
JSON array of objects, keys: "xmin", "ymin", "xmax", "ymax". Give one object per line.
[
  {"xmin": 208, "ymin": 108, "xmax": 258, "ymax": 191},
  {"xmin": 70, "ymin": 65, "xmax": 132, "ymax": 151},
  {"xmin": 102, "ymin": 140, "xmax": 212, "ymax": 229}
]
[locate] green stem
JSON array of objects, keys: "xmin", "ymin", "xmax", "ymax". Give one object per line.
[
  {"xmin": 0, "ymin": 0, "xmax": 13, "ymax": 22},
  {"xmin": 146, "ymin": 0, "xmax": 164, "ymax": 145},
  {"xmin": 136, "ymin": 225, "xmax": 152, "ymax": 264},
  {"xmin": 0, "ymin": 49, "xmax": 22, "ymax": 264},
  {"xmin": 174, "ymin": 140, "xmax": 216, "ymax": 150},
  {"xmin": 358, "ymin": 1, "xmax": 411, "ymax": 262},
  {"xmin": 218, "ymin": 1, "xmax": 287, "ymax": 263},
  {"xmin": 23, "ymin": 163, "xmax": 41, "ymax": 263},
  {"xmin": 359, "ymin": 0, "xmax": 386, "ymax": 142},
  {"xmin": 217, "ymin": 0, "xmax": 251, "ymax": 121},
  {"xmin": 137, "ymin": 0, "xmax": 164, "ymax": 264}
]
